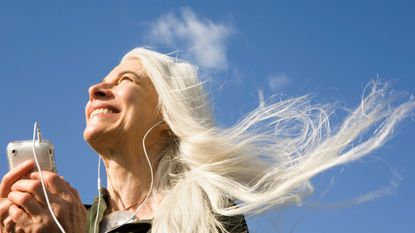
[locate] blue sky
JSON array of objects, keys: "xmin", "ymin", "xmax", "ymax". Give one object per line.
[{"xmin": 1, "ymin": 1, "xmax": 414, "ymax": 232}]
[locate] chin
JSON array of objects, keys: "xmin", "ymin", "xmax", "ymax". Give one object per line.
[
  {"xmin": 84, "ymin": 124, "xmax": 110, "ymax": 144},
  {"xmin": 84, "ymin": 121, "xmax": 125, "ymax": 150},
  {"xmin": 83, "ymin": 128, "xmax": 101, "ymax": 146}
]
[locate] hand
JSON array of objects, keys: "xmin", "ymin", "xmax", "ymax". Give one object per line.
[
  {"xmin": 0, "ymin": 160, "xmax": 34, "ymax": 198},
  {"xmin": 1, "ymin": 160, "xmax": 87, "ymax": 233},
  {"xmin": 0, "ymin": 160, "xmax": 34, "ymax": 232}
]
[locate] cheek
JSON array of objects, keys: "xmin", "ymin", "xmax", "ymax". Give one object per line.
[
  {"xmin": 120, "ymin": 90, "xmax": 142, "ymax": 110},
  {"xmin": 117, "ymin": 85, "xmax": 160, "ymax": 120},
  {"xmin": 118, "ymin": 88, "xmax": 144, "ymax": 121},
  {"xmin": 116, "ymin": 84, "xmax": 139, "ymax": 101}
]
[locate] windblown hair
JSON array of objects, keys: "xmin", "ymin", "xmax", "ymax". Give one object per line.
[{"xmin": 122, "ymin": 48, "xmax": 415, "ymax": 233}]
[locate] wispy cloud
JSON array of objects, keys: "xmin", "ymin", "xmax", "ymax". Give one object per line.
[
  {"xmin": 146, "ymin": 8, "xmax": 233, "ymax": 71},
  {"xmin": 268, "ymin": 74, "xmax": 291, "ymax": 91}
]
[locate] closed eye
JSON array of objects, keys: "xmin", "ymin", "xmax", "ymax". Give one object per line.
[{"xmin": 118, "ymin": 76, "xmax": 134, "ymax": 84}]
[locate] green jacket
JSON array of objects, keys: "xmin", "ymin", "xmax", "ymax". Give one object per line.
[{"xmin": 86, "ymin": 189, "xmax": 249, "ymax": 233}]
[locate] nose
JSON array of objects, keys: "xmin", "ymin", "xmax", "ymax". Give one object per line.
[{"xmin": 88, "ymin": 82, "xmax": 114, "ymax": 101}]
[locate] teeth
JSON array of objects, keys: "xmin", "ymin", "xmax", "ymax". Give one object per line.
[{"xmin": 91, "ymin": 108, "xmax": 115, "ymax": 117}]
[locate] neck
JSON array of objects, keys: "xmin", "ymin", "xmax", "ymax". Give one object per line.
[
  {"xmin": 100, "ymin": 137, "xmax": 161, "ymax": 219},
  {"xmin": 90, "ymin": 124, "xmax": 169, "ymax": 219}
]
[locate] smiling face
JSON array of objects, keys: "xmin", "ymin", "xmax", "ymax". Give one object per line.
[{"xmin": 84, "ymin": 58, "xmax": 163, "ymax": 151}]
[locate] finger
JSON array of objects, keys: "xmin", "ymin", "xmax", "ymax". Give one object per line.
[
  {"xmin": 15, "ymin": 226, "xmax": 26, "ymax": 233},
  {"xmin": 69, "ymin": 186, "xmax": 81, "ymax": 201},
  {"xmin": 64, "ymin": 180, "xmax": 81, "ymax": 201},
  {"xmin": 8, "ymin": 191, "xmax": 43, "ymax": 216},
  {"xmin": 8, "ymin": 204, "xmax": 30, "ymax": 224},
  {"xmin": 2, "ymin": 216, "xmax": 15, "ymax": 233},
  {"xmin": 0, "ymin": 199, "xmax": 12, "ymax": 229},
  {"xmin": 0, "ymin": 160, "xmax": 35, "ymax": 197},
  {"xmin": 11, "ymin": 179, "xmax": 46, "ymax": 205},
  {"xmin": 30, "ymin": 172, "xmax": 72, "ymax": 198},
  {"xmin": 55, "ymin": 177, "xmax": 82, "ymax": 201}
]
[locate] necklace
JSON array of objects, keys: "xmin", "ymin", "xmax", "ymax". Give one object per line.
[
  {"xmin": 99, "ymin": 210, "xmax": 138, "ymax": 233},
  {"xmin": 99, "ymin": 197, "xmax": 147, "ymax": 233}
]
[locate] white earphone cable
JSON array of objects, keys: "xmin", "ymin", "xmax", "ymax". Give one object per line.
[
  {"xmin": 118, "ymin": 120, "xmax": 162, "ymax": 225},
  {"xmin": 32, "ymin": 122, "xmax": 66, "ymax": 233},
  {"xmin": 93, "ymin": 120, "xmax": 162, "ymax": 230},
  {"xmin": 93, "ymin": 157, "xmax": 102, "ymax": 233}
]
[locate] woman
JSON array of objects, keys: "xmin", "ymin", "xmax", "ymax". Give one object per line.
[{"xmin": 0, "ymin": 47, "xmax": 414, "ymax": 233}]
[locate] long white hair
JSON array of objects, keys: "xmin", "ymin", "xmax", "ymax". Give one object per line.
[{"xmin": 122, "ymin": 48, "xmax": 415, "ymax": 233}]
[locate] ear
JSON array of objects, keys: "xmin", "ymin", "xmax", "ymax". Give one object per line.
[
  {"xmin": 158, "ymin": 120, "xmax": 171, "ymax": 133},
  {"xmin": 159, "ymin": 120, "xmax": 179, "ymax": 143}
]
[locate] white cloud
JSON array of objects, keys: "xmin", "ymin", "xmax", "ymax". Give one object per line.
[
  {"xmin": 146, "ymin": 8, "xmax": 233, "ymax": 71},
  {"xmin": 268, "ymin": 74, "xmax": 291, "ymax": 91}
]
